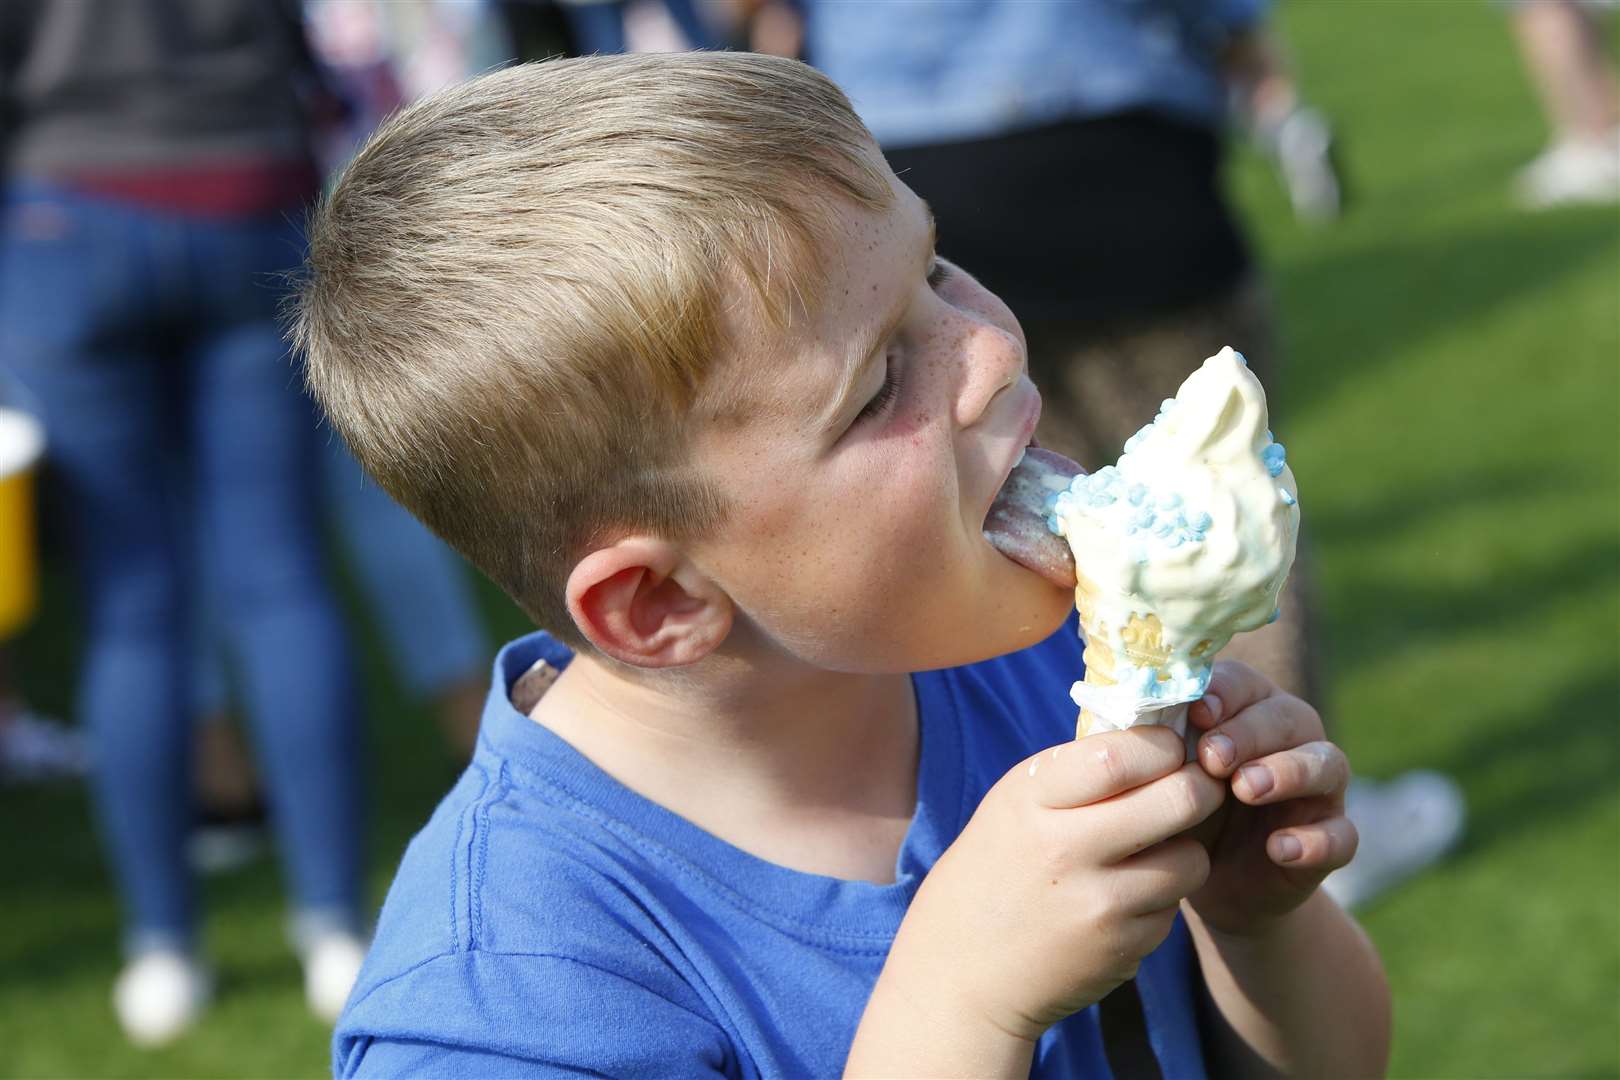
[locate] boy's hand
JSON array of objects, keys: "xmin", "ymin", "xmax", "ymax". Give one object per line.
[
  {"xmin": 1186, "ymin": 661, "xmax": 1358, "ymax": 937},
  {"xmin": 877, "ymin": 726, "xmax": 1224, "ymax": 1047}
]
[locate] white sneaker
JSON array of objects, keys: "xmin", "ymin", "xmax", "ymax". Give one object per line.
[
  {"xmin": 1323, "ymin": 770, "xmax": 1466, "ymax": 910},
  {"xmin": 1274, "ymin": 106, "xmax": 1347, "ymax": 222},
  {"xmin": 1515, "ymin": 133, "xmax": 1620, "ymax": 208},
  {"xmin": 302, "ymin": 932, "xmax": 368, "ymax": 1022},
  {"xmin": 112, "ymin": 949, "xmax": 212, "ymax": 1047},
  {"xmin": 0, "ymin": 710, "xmax": 89, "ymax": 784}
]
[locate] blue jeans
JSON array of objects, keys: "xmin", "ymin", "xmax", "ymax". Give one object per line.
[
  {"xmin": 0, "ymin": 184, "xmax": 362, "ymax": 951},
  {"xmin": 563, "ymin": 0, "xmax": 720, "ymax": 54},
  {"xmin": 193, "ymin": 435, "xmax": 487, "ymax": 715}
]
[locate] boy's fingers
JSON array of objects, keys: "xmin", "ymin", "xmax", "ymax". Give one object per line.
[
  {"xmin": 1090, "ymin": 763, "xmax": 1226, "ymax": 862},
  {"xmin": 1198, "ymin": 661, "xmax": 1273, "ymax": 727},
  {"xmin": 1269, "ymin": 815, "xmax": 1358, "ymax": 872},
  {"xmin": 1197, "ymin": 693, "xmax": 1326, "ymax": 779},
  {"xmin": 1232, "ymin": 741, "xmax": 1347, "ymax": 806},
  {"xmin": 1110, "ymin": 836, "xmax": 1212, "ymax": 914},
  {"xmin": 1030, "ymin": 726, "xmax": 1186, "ymax": 809}
]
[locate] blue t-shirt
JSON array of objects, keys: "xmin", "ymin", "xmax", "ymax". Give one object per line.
[
  {"xmin": 334, "ymin": 612, "xmax": 1207, "ymax": 1077},
  {"xmin": 807, "ymin": 0, "xmax": 1268, "ymax": 148}
]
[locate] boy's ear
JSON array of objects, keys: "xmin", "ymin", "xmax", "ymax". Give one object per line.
[{"xmin": 565, "ymin": 538, "xmax": 733, "ymax": 668}]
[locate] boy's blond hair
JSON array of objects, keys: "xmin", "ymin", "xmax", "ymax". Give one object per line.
[{"xmin": 293, "ymin": 53, "xmax": 891, "ymax": 648}]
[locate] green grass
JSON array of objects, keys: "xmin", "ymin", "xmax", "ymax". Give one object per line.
[{"xmin": 3, "ymin": 4, "xmax": 1618, "ymax": 1077}]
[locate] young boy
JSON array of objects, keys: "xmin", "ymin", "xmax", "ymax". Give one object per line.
[{"xmin": 297, "ymin": 52, "xmax": 1390, "ymax": 1078}]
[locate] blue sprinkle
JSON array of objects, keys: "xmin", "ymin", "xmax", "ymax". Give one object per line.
[
  {"xmin": 1166, "ymin": 533, "xmax": 1184, "ymax": 548},
  {"xmin": 1153, "ymin": 520, "xmax": 1173, "ymax": 538},
  {"xmin": 1134, "ymin": 508, "xmax": 1157, "ymax": 528},
  {"xmin": 1265, "ymin": 429, "xmax": 1274, "ymax": 445},
  {"xmin": 1279, "ymin": 488, "xmax": 1296, "ymax": 506},
  {"xmin": 1128, "ymin": 484, "xmax": 1148, "ymax": 506},
  {"xmin": 1046, "ymin": 516, "xmax": 1062, "ymax": 534},
  {"xmin": 1262, "ymin": 443, "xmax": 1287, "ymax": 478},
  {"xmin": 1266, "ymin": 607, "xmax": 1281, "ymax": 625},
  {"xmin": 1043, "ymin": 493, "xmax": 1060, "ymax": 512},
  {"xmin": 1234, "ymin": 350, "xmax": 1249, "ymax": 367},
  {"xmin": 1091, "ymin": 492, "xmax": 1116, "ymax": 507},
  {"xmin": 1192, "ymin": 512, "xmax": 1213, "ymax": 531},
  {"xmin": 1158, "ymin": 492, "xmax": 1182, "ymax": 510},
  {"xmin": 1126, "ymin": 524, "xmax": 1139, "ymax": 535}
]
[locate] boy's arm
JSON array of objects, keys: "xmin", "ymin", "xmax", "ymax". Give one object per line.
[
  {"xmin": 845, "ymin": 948, "xmax": 1038, "ymax": 1079},
  {"xmin": 846, "ymin": 727, "xmax": 1226, "ymax": 1078},
  {"xmin": 1185, "ymin": 892, "xmax": 1391, "ymax": 1078},
  {"xmin": 1179, "ymin": 664, "xmax": 1392, "ymax": 1077}
]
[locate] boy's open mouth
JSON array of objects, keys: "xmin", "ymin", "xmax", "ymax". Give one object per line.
[{"xmin": 983, "ymin": 443, "xmax": 1082, "ymax": 590}]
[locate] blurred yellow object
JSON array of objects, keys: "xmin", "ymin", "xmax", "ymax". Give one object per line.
[{"xmin": 0, "ymin": 408, "xmax": 46, "ymax": 640}]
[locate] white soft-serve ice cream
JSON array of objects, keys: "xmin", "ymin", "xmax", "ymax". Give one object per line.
[{"xmin": 1048, "ymin": 347, "xmax": 1299, "ymax": 738}]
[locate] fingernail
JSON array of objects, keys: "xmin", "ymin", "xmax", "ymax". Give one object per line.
[
  {"xmin": 1240, "ymin": 764, "xmax": 1273, "ymax": 799},
  {"xmin": 1205, "ymin": 733, "xmax": 1235, "ymax": 768},
  {"xmin": 1274, "ymin": 835, "xmax": 1302, "ymax": 862},
  {"xmin": 1201, "ymin": 694, "xmax": 1223, "ymax": 725}
]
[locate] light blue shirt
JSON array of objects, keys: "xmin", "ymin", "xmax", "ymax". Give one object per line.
[
  {"xmin": 334, "ymin": 611, "xmax": 1209, "ymax": 1077},
  {"xmin": 806, "ymin": 0, "xmax": 1269, "ymax": 148}
]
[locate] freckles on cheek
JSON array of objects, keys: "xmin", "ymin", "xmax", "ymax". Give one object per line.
[{"xmin": 889, "ymin": 407, "xmax": 932, "ymax": 442}]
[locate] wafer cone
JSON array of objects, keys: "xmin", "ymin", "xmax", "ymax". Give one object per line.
[
  {"xmin": 1073, "ymin": 573, "xmax": 1207, "ymax": 746},
  {"xmin": 1073, "ymin": 575, "xmax": 1117, "ymax": 740}
]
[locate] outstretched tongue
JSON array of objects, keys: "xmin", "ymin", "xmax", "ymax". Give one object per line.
[{"xmin": 984, "ymin": 447, "xmax": 1083, "ymax": 589}]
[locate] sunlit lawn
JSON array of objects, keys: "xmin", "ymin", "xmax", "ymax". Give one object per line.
[{"xmin": 3, "ymin": 4, "xmax": 1616, "ymax": 1076}]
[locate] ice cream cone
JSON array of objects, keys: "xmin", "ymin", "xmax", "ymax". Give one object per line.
[
  {"xmin": 1073, "ymin": 574, "xmax": 1199, "ymax": 747},
  {"xmin": 1072, "ymin": 575, "xmax": 1116, "ymax": 739}
]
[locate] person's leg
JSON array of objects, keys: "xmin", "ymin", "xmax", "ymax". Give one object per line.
[
  {"xmin": 1511, "ymin": 0, "xmax": 1620, "ymax": 206},
  {"xmin": 1514, "ymin": 0, "xmax": 1620, "ymax": 143},
  {"xmin": 322, "ymin": 440, "xmax": 487, "ymax": 757},
  {"xmin": 0, "ymin": 186, "xmax": 198, "ymax": 951},
  {"xmin": 561, "ymin": 1, "xmax": 628, "ymax": 54},
  {"xmin": 186, "ymin": 214, "xmax": 363, "ymax": 949}
]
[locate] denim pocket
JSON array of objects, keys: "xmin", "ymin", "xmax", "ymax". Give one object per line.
[{"xmin": 0, "ymin": 187, "xmax": 139, "ymax": 358}]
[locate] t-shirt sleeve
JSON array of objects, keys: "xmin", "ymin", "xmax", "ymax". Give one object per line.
[{"xmin": 336, "ymin": 950, "xmax": 734, "ymax": 1078}]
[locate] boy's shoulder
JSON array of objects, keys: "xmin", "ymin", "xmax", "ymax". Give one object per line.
[{"xmin": 337, "ymin": 741, "xmax": 732, "ymax": 1076}]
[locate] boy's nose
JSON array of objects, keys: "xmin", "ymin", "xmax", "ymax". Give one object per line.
[{"xmin": 954, "ymin": 322, "xmax": 1025, "ymax": 429}]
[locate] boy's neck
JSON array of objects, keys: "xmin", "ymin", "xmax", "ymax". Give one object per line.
[{"xmin": 527, "ymin": 649, "xmax": 919, "ymax": 885}]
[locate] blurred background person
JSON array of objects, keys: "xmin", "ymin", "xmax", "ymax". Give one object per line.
[
  {"xmin": 1507, "ymin": 0, "xmax": 1620, "ymax": 207},
  {"xmin": 188, "ymin": 0, "xmax": 508, "ymax": 868},
  {"xmin": 0, "ymin": 0, "xmax": 365, "ymax": 1046},
  {"xmin": 790, "ymin": 0, "xmax": 1463, "ymax": 910},
  {"xmin": 557, "ymin": 0, "xmax": 723, "ymax": 53}
]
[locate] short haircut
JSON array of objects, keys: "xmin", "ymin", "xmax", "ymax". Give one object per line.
[{"xmin": 293, "ymin": 53, "xmax": 891, "ymax": 649}]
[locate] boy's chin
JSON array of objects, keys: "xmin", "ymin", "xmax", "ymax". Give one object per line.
[{"xmin": 945, "ymin": 584, "xmax": 1075, "ymax": 668}]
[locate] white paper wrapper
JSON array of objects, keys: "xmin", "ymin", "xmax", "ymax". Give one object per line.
[{"xmin": 1070, "ymin": 682, "xmax": 1200, "ymax": 760}]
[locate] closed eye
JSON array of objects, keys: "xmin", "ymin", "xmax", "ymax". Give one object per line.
[
  {"xmin": 853, "ymin": 257, "xmax": 947, "ymax": 428},
  {"xmin": 854, "ymin": 357, "xmax": 900, "ymax": 423}
]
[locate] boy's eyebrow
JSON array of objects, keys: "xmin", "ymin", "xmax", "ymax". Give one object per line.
[{"xmin": 819, "ymin": 202, "xmax": 937, "ymax": 433}]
